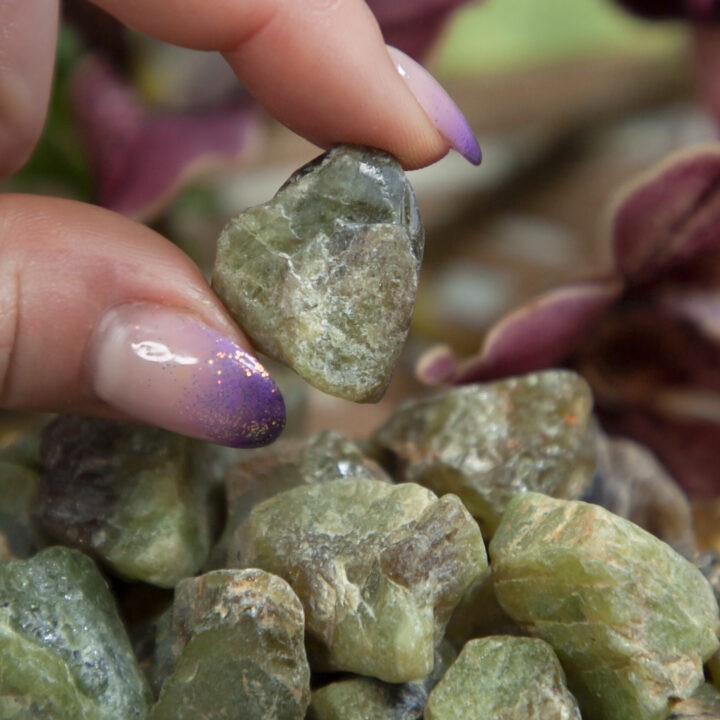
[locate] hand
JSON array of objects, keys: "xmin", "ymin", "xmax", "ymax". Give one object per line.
[{"xmin": 0, "ymin": 0, "xmax": 479, "ymax": 447}]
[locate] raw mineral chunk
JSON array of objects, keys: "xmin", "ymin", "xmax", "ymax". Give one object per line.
[
  {"xmin": 212, "ymin": 145, "xmax": 424, "ymax": 402},
  {"xmin": 0, "ymin": 546, "xmax": 152, "ymax": 719},
  {"xmin": 372, "ymin": 370, "xmax": 595, "ymax": 536},
  {"xmin": 234, "ymin": 478, "xmax": 486, "ymax": 682},
  {"xmin": 307, "ymin": 642, "xmax": 456, "ymax": 720},
  {"xmin": 587, "ymin": 432, "xmax": 696, "ymax": 556},
  {"xmin": 491, "ymin": 493, "xmax": 720, "ymax": 720},
  {"xmin": 151, "ymin": 569, "xmax": 310, "ymax": 720},
  {"xmin": 425, "ymin": 636, "xmax": 581, "ymax": 720},
  {"xmin": 212, "ymin": 430, "xmax": 391, "ymax": 567},
  {"xmin": 37, "ymin": 416, "xmax": 212, "ymax": 587}
]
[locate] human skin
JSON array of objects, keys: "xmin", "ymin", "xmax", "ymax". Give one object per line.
[{"xmin": 0, "ymin": 0, "xmax": 479, "ymax": 447}]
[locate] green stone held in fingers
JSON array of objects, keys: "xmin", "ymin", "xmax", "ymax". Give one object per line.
[{"xmin": 212, "ymin": 145, "xmax": 424, "ymax": 402}]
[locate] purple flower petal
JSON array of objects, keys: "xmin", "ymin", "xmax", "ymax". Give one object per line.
[
  {"xmin": 416, "ymin": 344, "xmax": 461, "ymax": 385},
  {"xmin": 612, "ymin": 145, "xmax": 720, "ymax": 284},
  {"xmin": 442, "ymin": 278, "xmax": 622, "ymax": 384},
  {"xmin": 658, "ymin": 286, "xmax": 720, "ymax": 342},
  {"xmin": 71, "ymin": 58, "xmax": 262, "ymax": 220}
]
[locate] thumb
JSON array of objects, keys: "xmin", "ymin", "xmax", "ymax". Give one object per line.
[{"xmin": 0, "ymin": 194, "xmax": 285, "ymax": 448}]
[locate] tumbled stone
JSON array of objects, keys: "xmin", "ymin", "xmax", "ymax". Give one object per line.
[
  {"xmin": 668, "ymin": 683, "xmax": 720, "ymax": 719},
  {"xmin": 491, "ymin": 493, "xmax": 720, "ymax": 720},
  {"xmin": 234, "ymin": 478, "xmax": 486, "ymax": 682},
  {"xmin": 212, "ymin": 430, "xmax": 391, "ymax": 567},
  {"xmin": 212, "ymin": 145, "xmax": 424, "ymax": 402},
  {"xmin": 695, "ymin": 552, "xmax": 720, "ymax": 605},
  {"xmin": 587, "ymin": 432, "xmax": 696, "ymax": 556},
  {"xmin": 308, "ymin": 642, "xmax": 456, "ymax": 720},
  {"xmin": 425, "ymin": 636, "xmax": 581, "ymax": 720},
  {"xmin": 372, "ymin": 370, "xmax": 595, "ymax": 536},
  {"xmin": 708, "ymin": 650, "xmax": 720, "ymax": 690},
  {"xmin": 38, "ymin": 416, "xmax": 211, "ymax": 587},
  {"xmin": 0, "ymin": 546, "xmax": 152, "ymax": 718},
  {"xmin": 151, "ymin": 569, "xmax": 310, "ymax": 720}
]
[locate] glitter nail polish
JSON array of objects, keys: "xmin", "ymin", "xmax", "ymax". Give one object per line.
[{"xmin": 90, "ymin": 303, "xmax": 285, "ymax": 447}]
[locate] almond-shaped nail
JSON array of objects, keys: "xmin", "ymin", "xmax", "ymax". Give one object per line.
[
  {"xmin": 89, "ymin": 303, "xmax": 285, "ymax": 447},
  {"xmin": 387, "ymin": 46, "xmax": 481, "ymax": 166}
]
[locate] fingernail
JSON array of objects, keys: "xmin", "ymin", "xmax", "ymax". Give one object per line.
[
  {"xmin": 89, "ymin": 303, "xmax": 285, "ymax": 448},
  {"xmin": 387, "ymin": 46, "xmax": 481, "ymax": 166}
]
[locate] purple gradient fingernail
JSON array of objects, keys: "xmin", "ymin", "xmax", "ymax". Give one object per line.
[
  {"xmin": 89, "ymin": 303, "xmax": 285, "ymax": 447},
  {"xmin": 387, "ymin": 45, "xmax": 481, "ymax": 166}
]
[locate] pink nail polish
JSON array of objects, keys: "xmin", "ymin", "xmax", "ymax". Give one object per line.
[
  {"xmin": 387, "ymin": 46, "xmax": 481, "ymax": 166},
  {"xmin": 89, "ymin": 303, "xmax": 285, "ymax": 448}
]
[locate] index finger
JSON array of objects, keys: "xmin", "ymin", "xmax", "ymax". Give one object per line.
[{"xmin": 90, "ymin": 0, "xmax": 479, "ymax": 169}]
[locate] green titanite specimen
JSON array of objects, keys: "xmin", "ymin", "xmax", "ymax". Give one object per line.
[
  {"xmin": 151, "ymin": 569, "xmax": 310, "ymax": 720},
  {"xmin": 37, "ymin": 416, "xmax": 211, "ymax": 587},
  {"xmin": 0, "ymin": 547, "xmax": 152, "ymax": 719},
  {"xmin": 212, "ymin": 145, "xmax": 424, "ymax": 402},
  {"xmin": 234, "ymin": 478, "xmax": 486, "ymax": 682},
  {"xmin": 372, "ymin": 370, "xmax": 595, "ymax": 536},
  {"xmin": 212, "ymin": 430, "xmax": 391, "ymax": 567},
  {"xmin": 425, "ymin": 636, "xmax": 581, "ymax": 720},
  {"xmin": 588, "ymin": 432, "xmax": 696, "ymax": 556},
  {"xmin": 490, "ymin": 493, "xmax": 720, "ymax": 720},
  {"xmin": 308, "ymin": 642, "xmax": 456, "ymax": 720}
]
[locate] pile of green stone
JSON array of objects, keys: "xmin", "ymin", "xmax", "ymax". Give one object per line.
[{"xmin": 1, "ymin": 369, "xmax": 719, "ymax": 719}]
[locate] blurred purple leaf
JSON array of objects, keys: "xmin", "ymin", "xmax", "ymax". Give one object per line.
[
  {"xmin": 612, "ymin": 145, "xmax": 720, "ymax": 283},
  {"xmin": 418, "ymin": 146, "xmax": 720, "ymax": 496},
  {"xmin": 71, "ymin": 58, "xmax": 262, "ymax": 221}
]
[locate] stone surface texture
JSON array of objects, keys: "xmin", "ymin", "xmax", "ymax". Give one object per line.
[
  {"xmin": 587, "ymin": 432, "xmax": 696, "ymax": 556},
  {"xmin": 425, "ymin": 636, "xmax": 581, "ymax": 720},
  {"xmin": 234, "ymin": 478, "xmax": 486, "ymax": 682},
  {"xmin": 372, "ymin": 370, "xmax": 595, "ymax": 535},
  {"xmin": 213, "ymin": 431, "xmax": 391, "ymax": 567},
  {"xmin": 307, "ymin": 642, "xmax": 456, "ymax": 720},
  {"xmin": 0, "ymin": 547, "xmax": 152, "ymax": 719},
  {"xmin": 38, "ymin": 416, "xmax": 211, "ymax": 587},
  {"xmin": 152, "ymin": 569, "xmax": 310, "ymax": 720},
  {"xmin": 212, "ymin": 145, "xmax": 424, "ymax": 402},
  {"xmin": 490, "ymin": 493, "xmax": 720, "ymax": 720}
]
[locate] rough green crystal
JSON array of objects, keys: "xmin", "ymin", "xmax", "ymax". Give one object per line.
[
  {"xmin": 490, "ymin": 493, "xmax": 720, "ymax": 720},
  {"xmin": 0, "ymin": 546, "xmax": 152, "ymax": 719},
  {"xmin": 372, "ymin": 370, "xmax": 595, "ymax": 536},
  {"xmin": 425, "ymin": 636, "xmax": 581, "ymax": 720},
  {"xmin": 234, "ymin": 478, "xmax": 486, "ymax": 682},
  {"xmin": 588, "ymin": 432, "xmax": 696, "ymax": 556},
  {"xmin": 212, "ymin": 145, "xmax": 424, "ymax": 402},
  {"xmin": 37, "ymin": 416, "xmax": 212, "ymax": 587},
  {"xmin": 308, "ymin": 642, "xmax": 456, "ymax": 720},
  {"xmin": 212, "ymin": 431, "xmax": 391, "ymax": 567},
  {"xmin": 151, "ymin": 569, "xmax": 310, "ymax": 720}
]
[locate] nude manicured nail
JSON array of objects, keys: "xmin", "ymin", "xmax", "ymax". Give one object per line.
[
  {"xmin": 387, "ymin": 46, "xmax": 481, "ymax": 166},
  {"xmin": 89, "ymin": 303, "xmax": 285, "ymax": 447}
]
